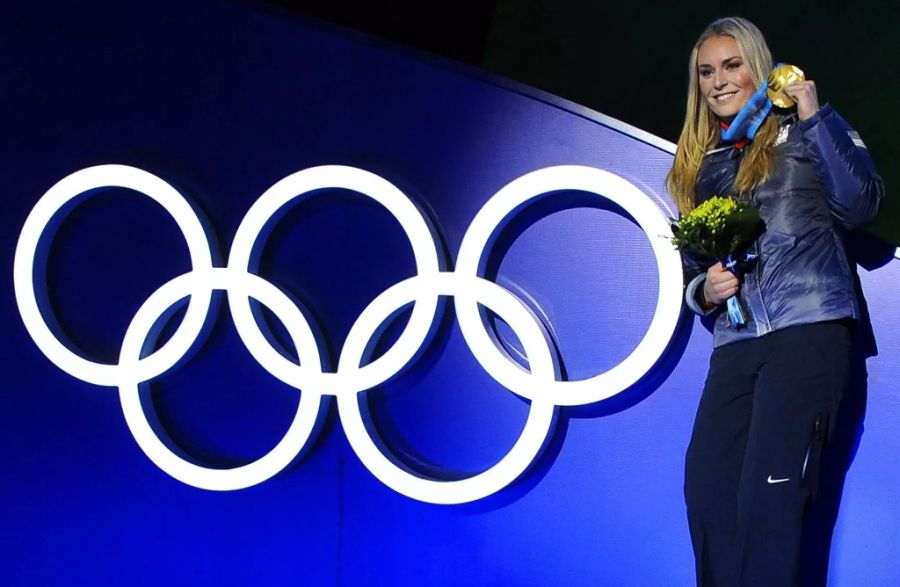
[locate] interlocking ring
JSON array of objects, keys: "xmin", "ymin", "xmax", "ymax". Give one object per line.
[
  {"xmin": 14, "ymin": 163, "xmax": 683, "ymax": 504},
  {"xmin": 14, "ymin": 165, "xmax": 214, "ymax": 387}
]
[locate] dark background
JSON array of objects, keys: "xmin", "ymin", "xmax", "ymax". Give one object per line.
[{"xmin": 264, "ymin": 0, "xmax": 899, "ymax": 244}]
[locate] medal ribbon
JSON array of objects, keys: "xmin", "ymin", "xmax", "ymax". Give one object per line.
[
  {"xmin": 722, "ymin": 250, "xmax": 759, "ymax": 328},
  {"xmin": 720, "ymin": 83, "xmax": 772, "ymax": 143}
]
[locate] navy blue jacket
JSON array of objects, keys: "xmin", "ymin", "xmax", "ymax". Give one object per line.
[{"xmin": 684, "ymin": 104, "xmax": 884, "ymax": 348}]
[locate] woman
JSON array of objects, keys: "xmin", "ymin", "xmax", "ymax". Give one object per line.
[{"xmin": 667, "ymin": 16, "xmax": 884, "ymax": 586}]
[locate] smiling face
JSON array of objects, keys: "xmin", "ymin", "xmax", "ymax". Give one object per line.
[{"xmin": 697, "ymin": 35, "xmax": 756, "ymax": 122}]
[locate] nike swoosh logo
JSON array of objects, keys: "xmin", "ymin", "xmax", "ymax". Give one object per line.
[{"xmin": 767, "ymin": 475, "xmax": 790, "ymax": 484}]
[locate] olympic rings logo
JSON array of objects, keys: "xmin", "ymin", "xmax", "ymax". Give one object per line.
[{"xmin": 14, "ymin": 164, "xmax": 683, "ymax": 504}]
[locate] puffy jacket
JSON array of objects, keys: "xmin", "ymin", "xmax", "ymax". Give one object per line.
[{"xmin": 684, "ymin": 104, "xmax": 884, "ymax": 348}]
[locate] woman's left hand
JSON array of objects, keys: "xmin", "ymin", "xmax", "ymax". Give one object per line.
[{"xmin": 786, "ymin": 79, "xmax": 819, "ymax": 121}]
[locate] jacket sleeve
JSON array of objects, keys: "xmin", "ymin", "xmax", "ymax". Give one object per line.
[
  {"xmin": 685, "ymin": 272, "xmax": 717, "ymax": 316},
  {"xmin": 681, "ymin": 251, "xmax": 718, "ymax": 317},
  {"xmin": 799, "ymin": 103, "xmax": 885, "ymax": 229}
]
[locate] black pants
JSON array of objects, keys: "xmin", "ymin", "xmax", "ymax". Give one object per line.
[{"xmin": 685, "ymin": 322, "xmax": 851, "ymax": 587}]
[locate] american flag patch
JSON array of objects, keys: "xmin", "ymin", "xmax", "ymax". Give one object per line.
[{"xmin": 848, "ymin": 130, "xmax": 867, "ymax": 149}]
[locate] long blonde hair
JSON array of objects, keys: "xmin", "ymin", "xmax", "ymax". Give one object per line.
[{"xmin": 667, "ymin": 17, "xmax": 779, "ymax": 215}]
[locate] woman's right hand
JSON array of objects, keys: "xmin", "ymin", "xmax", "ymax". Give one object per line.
[{"xmin": 702, "ymin": 262, "xmax": 741, "ymax": 306}]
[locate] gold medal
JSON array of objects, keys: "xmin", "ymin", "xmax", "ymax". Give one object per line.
[{"xmin": 767, "ymin": 64, "xmax": 805, "ymax": 108}]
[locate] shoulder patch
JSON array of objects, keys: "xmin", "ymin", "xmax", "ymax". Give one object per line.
[{"xmin": 848, "ymin": 130, "xmax": 867, "ymax": 149}]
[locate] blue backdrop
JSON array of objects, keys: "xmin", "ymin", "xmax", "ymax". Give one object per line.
[{"xmin": 2, "ymin": 1, "xmax": 898, "ymax": 585}]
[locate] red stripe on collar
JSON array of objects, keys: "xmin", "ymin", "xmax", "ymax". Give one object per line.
[{"xmin": 720, "ymin": 121, "xmax": 749, "ymax": 150}]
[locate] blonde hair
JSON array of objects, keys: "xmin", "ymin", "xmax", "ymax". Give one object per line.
[{"xmin": 667, "ymin": 17, "xmax": 779, "ymax": 215}]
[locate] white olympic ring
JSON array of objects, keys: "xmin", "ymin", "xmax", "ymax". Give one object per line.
[{"xmin": 14, "ymin": 163, "xmax": 683, "ymax": 504}]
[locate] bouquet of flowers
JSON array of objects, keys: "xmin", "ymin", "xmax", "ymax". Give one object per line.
[{"xmin": 671, "ymin": 196, "xmax": 763, "ymax": 327}]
